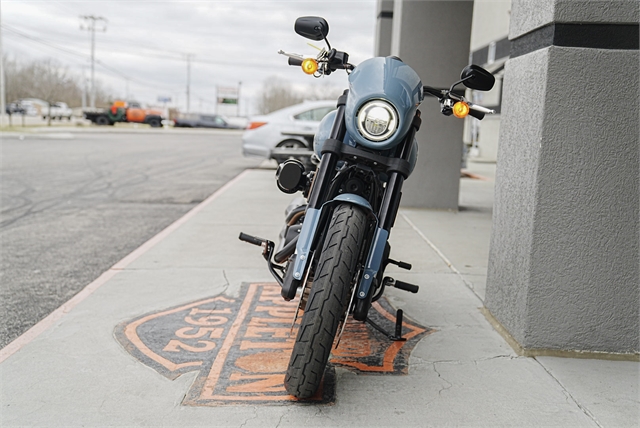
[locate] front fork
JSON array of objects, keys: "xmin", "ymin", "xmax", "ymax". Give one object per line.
[
  {"xmin": 281, "ymin": 103, "xmax": 422, "ymax": 320},
  {"xmin": 280, "ymin": 90, "xmax": 349, "ymax": 300},
  {"xmin": 353, "ymin": 111, "xmax": 421, "ymax": 320}
]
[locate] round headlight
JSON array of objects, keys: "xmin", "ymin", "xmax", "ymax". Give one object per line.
[{"xmin": 356, "ymin": 100, "xmax": 398, "ymax": 142}]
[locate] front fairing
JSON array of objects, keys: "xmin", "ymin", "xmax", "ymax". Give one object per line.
[
  {"xmin": 345, "ymin": 57, "xmax": 423, "ymax": 150},
  {"xmin": 314, "ymin": 99, "xmax": 418, "ymax": 177}
]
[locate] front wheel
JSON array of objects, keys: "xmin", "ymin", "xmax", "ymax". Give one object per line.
[{"xmin": 284, "ymin": 203, "xmax": 368, "ymax": 398}]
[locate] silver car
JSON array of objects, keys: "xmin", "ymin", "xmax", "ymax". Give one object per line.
[{"xmin": 242, "ymin": 100, "xmax": 335, "ymax": 164}]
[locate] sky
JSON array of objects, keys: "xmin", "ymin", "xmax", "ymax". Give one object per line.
[{"xmin": 2, "ymin": 0, "xmax": 377, "ymax": 115}]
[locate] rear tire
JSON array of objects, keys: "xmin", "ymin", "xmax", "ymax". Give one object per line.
[
  {"xmin": 284, "ymin": 203, "xmax": 368, "ymax": 398},
  {"xmin": 95, "ymin": 115, "xmax": 110, "ymax": 126},
  {"xmin": 148, "ymin": 118, "xmax": 161, "ymax": 128}
]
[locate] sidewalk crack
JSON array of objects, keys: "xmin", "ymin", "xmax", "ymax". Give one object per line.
[
  {"xmin": 432, "ymin": 362, "xmax": 453, "ymax": 396},
  {"xmin": 535, "ymin": 358, "xmax": 604, "ymax": 428},
  {"xmin": 221, "ymin": 269, "xmax": 231, "ymax": 292},
  {"xmin": 239, "ymin": 406, "xmax": 258, "ymax": 428}
]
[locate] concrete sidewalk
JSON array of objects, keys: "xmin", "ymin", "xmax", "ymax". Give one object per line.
[{"xmin": 1, "ymin": 162, "xmax": 637, "ymax": 427}]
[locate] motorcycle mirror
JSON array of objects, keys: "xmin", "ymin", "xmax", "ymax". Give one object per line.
[
  {"xmin": 460, "ymin": 65, "xmax": 495, "ymax": 91},
  {"xmin": 295, "ymin": 16, "xmax": 329, "ymax": 41}
]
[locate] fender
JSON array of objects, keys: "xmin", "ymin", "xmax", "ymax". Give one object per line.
[{"xmin": 290, "ymin": 193, "xmax": 375, "ymax": 283}]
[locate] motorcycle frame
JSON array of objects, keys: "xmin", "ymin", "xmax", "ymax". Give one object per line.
[{"xmin": 280, "ymin": 90, "xmax": 422, "ymax": 320}]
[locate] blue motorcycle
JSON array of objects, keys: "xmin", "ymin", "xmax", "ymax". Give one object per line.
[{"xmin": 240, "ymin": 16, "xmax": 495, "ymax": 399}]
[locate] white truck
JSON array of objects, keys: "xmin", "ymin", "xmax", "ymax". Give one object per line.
[{"xmin": 43, "ymin": 102, "xmax": 73, "ymax": 120}]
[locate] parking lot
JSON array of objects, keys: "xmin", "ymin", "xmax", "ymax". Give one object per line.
[{"xmin": 0, "ymin": 129, "xmax": 258, "ymax": 348}]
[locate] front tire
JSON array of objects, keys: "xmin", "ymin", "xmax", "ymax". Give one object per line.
[{"xmin": 284, "ymin": 203, "xmax": 368, "ymax": 398}]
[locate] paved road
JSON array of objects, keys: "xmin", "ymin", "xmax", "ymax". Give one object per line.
[{"xmin": 0, "ymin": 130, "xmax": 259, "ymax": 348}]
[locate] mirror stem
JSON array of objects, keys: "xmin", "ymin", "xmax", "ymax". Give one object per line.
[{"xmin": 449, "ymin": 75, "xmax": 473, "ymax": 93}]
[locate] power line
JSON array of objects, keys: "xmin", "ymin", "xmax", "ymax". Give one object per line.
[
  {"xmin": 3, "ymin": 24, "xmax": 180, "ymax": 98},
  {"xmin": 2, "ymin": 24, "xmax": 88, "ymax": 59},
  {"xmin": 3, "ymin": 22, "xmax": 284, "ymax": 69},
  {"xmin": 94, "ymin": 59, "xmax": 179, "ymax": 94}
]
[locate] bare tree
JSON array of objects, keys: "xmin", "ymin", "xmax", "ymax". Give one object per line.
[
  {"xmin": 26, "ymin": 59, "xmax": 75, "ymax": 125},
  {"xmin": 258, "ymin": 77, "xmax": 344, "ymax": 114},
  {"xmin": 258, "ymin": 77, "xmax": 305, "ymax": 114},
  {"xmin": 3, "ymin": 56, "xmax": 114, "ymax": 118}
]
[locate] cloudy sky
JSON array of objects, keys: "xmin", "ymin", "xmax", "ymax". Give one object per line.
[{"xmin": 2, "ymin": 0, "xmax": 377, "ymax": 115}]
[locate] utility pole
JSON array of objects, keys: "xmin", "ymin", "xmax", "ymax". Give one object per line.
[
  {"xmin": 80, "ymin": 15, "xmax": 107, "ymax": 108},
  {"xmin": 184, "ymin": 53, "xmax": 194, "ymax": 113},
  {"xmin": 0, "ymin": 2, "xmax": 6, "ymax": 128},
  {"xmin": 237, "ymin": 81, "xmax": 242, "ymax": 117},
  {"xmin": 81, "ymin": 67, "xmax": 87, "ymax": 109}
]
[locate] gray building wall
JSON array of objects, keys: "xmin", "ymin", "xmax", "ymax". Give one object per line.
[
  {"xmin": 374, "ymin": 0, "xmax": 394, "ymax": 57},
  {"xmin": 485, "ymin": 0, "xmax": 639, "ymax": 353},
  {"xmin": 466, "ymin": 0, "xmax": 511, "ymax": 162},
  {"xmin": 390, "ymin": 0, "xmax": 474, "ymax": 209},
  {"xmin": 374, "ymin": 0, "xmax": 639, "ymax": 353}
]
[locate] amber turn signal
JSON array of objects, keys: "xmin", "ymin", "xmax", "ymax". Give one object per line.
[
  {"xmin": 301, "ymin": 58, "xmax": 318, "ymax": 75},
  {"xmin": 452, "ymin": 101, "xmax": 470, "ymax": 118}
]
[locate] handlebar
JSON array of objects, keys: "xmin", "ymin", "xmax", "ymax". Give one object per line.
[
  {"xmin": 288, "ymin": 57, "xmax": 303, "ymax": 67},
  {"xmin": 423, "ymin": 86, "xmax": 444, "ymax": 98},
  {"xmin": 423, "ymin": 85, "xmax": 494, "ymax": 120}
]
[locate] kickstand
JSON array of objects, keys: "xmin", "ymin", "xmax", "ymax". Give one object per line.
[{"xmin": 366, "ymin": 309, "xmax": 407, "ymax": 342}]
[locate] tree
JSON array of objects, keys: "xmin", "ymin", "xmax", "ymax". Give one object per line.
[
  {"xmin": 258, "ymin": 76, "xmax": 344, "ymax": 114},
  {"xmin": 3, "ymin": 56, "xmax": 114, "ymax": 123},
  {"xmin": 29, "ymin": 59, "xmax": 75, "ymax": 125}
]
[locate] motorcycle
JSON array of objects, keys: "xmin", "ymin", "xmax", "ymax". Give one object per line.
[{"xmin": 240, "ymin": 16, "xmax": 495, "ymax": 399}]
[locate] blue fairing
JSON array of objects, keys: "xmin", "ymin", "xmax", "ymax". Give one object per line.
[
  {"xmin": 346, "ymin": 57, "xmax": 423, "ymax": 150},
  {"xmin": 314, "ymin": 109, "xmax": 419, "ymax": 177}
]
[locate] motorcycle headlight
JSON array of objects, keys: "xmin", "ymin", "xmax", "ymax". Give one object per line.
[{"xmin": 356, "ymin": 100, "xmax": 398, "ymax": 142}]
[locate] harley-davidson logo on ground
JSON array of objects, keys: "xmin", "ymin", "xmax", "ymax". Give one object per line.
[{"xmin": 115, "ymin": 283, "xmax": 431, "ymax": 406}]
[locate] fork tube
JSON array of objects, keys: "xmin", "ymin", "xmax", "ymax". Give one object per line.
[
  {"xmin": 306, "ymin": 91, "xmax": 348, "ymax": 210},
  {"xmin": 378, "ymin": 111, "xmax": 420, "ymax": 230}
]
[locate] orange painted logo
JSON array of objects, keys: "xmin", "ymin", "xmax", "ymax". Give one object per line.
[{"xmin": 115, "ymin": 283, "xmax": 431, "ymax": 405}]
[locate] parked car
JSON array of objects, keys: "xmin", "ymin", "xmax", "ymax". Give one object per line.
[
  {"xmin": 242, "ymin": 100, "xmax": 336, "ymax": 164},
  {"xmin": 173, "ymin": 113, "xmax": 240, "ymax": 129},
  {"xmin": 6, "ymin": 101, "xmax": 26, "ymax": 115},
  {"xmin": 43, "ymin": 102, "xmax": 73, "ymax": 120},
  {"xmin": 7, "ymin": 99, "xmax": 42, "ymax": 116}
]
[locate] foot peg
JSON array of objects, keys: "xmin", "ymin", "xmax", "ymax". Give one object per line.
[
  {"xmin": 239, "ymin": 232, "xmax": 268, "ymax": 247},
  {"xmin": 383, "ymin": 276, "xmax": 419, "ymax": 293},
  {"xmin": 388, "ymin": 258, "xmax": 412, "ymax": 270},
  {"xmin": 239, "ymin": 232, "xmax": 285, "ymax": 287}
]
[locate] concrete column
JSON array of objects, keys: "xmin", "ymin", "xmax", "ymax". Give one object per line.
[
  {"xmin": 374, "ymin": 0, "xmax": 394, "ymax": 57},
  {"xmin": 391, "ymin": 0, "xmax": 474, "ymax": 209},
  {"xmin": 485, "ymin": 0, "xmax": 639, "ymax": 354}
]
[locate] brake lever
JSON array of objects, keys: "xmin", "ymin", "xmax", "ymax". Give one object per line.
[{"xmin": 278, "ymin": 50, "xmax": 304, "ymax": 61}]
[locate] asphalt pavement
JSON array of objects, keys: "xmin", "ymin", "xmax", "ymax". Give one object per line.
[
  {"xmin": 0, "ymin": 129, "xmax": 258, "ymax": 348},
  {"xmin": 0, "ymin": 158, "xmax": 638, "ymax": 427}
]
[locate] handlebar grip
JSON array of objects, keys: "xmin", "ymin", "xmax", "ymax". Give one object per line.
[
  {"xmin": 239, "ymin": 232, "xmax": 265, "ymax": 247},
  {"xmin": 468, "ymin": 109, "xmax": 485, "ymax": 120},
  {"xmin": 288, "ymin": 57, "xmax": 303, "ymax": 66}
]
